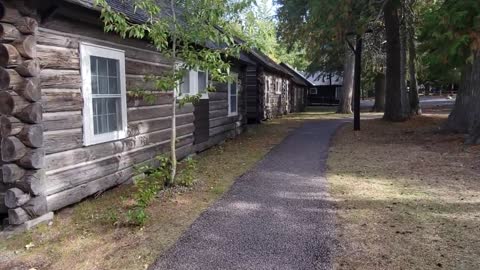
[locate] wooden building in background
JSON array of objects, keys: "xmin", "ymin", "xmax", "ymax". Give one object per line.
[{"xmin": 304, "ymin": 72, "xmax": 343, "ymax": 106}]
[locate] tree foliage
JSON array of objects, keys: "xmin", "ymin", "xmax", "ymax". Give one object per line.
[
  {"xmin": 419, "ymin": 0, "xmax": 480, "ymax": 79},
  {"xmin": 95, "ymin": 0, "xmax": 252, "ymax": 180},
  {"xmin": 231, "ymin": 0, "xmax": 309, "ymax": 70}
]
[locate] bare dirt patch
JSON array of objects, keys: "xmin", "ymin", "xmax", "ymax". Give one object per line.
[{"xmin": 327, "ymin": 114, "xmax": 480, "ymax": 269}]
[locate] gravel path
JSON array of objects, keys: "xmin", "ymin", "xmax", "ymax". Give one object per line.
[{"xmin": 150, "ymin": 120, "xmax": 346, "ymax": 270}]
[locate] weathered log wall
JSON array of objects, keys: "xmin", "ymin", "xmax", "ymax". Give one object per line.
[
  {"xmin": 0, "ymin": 0, "xmax": 49, "ymax": 227},
  {"xmin": 262, "ymin": 71, "xmax": 290, "ymax": 120},
  {"xmin": 195, "ymin": 68, "xmax": 247, "ymax": 152},
  {"xmin": 38, "ymin": 14, "xmax": 249, "ymax": 213},
  {"xmin": 37, "ymin": 21, "xmax": 195, "ymax": 211}
]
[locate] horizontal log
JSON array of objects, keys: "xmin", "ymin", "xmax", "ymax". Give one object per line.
[
  {"xmin": 125, "ymin": 58, "xmax": 169, "ymax": 76},
  {"xmin": 14, "ymin": 170, "xmax": 46, "ymax": 196},
  {"xmin": 13, "ymin": 34, "xmax": 35, "ymax": 59},
  {"xmin": 0, "ymin": 4, "xmax": 37, "ymax": 34},
  {"xmin": 0, "ymin": 66, "xmax": 9, "ymax": 89},
  {"xmin": 209, "ymin": 100, "xmax": 228, "ymax": 111},
  {"xmin": 45, "ymin": 138, "xmax": 194, "ymax": 205},
  {"xmin": 209, "ymin": 92, "xmax": 227, "ymax": 101},
  {"xmin": 128, "ymin": 113, "xmax": 194, "ymax": 137},
  {"xmin": 16, "ymin": 77, "xmax": 40, "ymax": 101},
  {"xmin": 1, "ymin": 163, "xmax": 25, "ymax": 183},
  {"xmin": 127, "ymin": 104, "xmax": 171, "ymax": 122},
  {"xmin": 1, "ymin": 136, "xmax": 27, "ymax": 162},
  {"xmin": 7, "ymin": 207, "xmax": 28, "ymax": 224},
  {"xmin": 45, "ymin": 117, "xmax": 194, "ymax": 171},
  {"xmin": 46, "ymin": 142, "xmax": 193, "ymax": 212},
  {"xmin": 17, "ymin": 124, "xmax": 43, "ymax": 148},
  {"xmin": 43, "ymin": 111, "xmax": 82, "ymax": 132},
  {"xmin": 15, "ymin": 58, "xmax": 40, "ymax": 77},
  {"xmin": 0, "ymin": 43, "xmax": 21, "ymax": 67},
  {"xmin": 42, "ymin": 88, "xmax": 82, "ymax": 112},
  {"xmin": 37, "ymin": 44, "xmax": 79, "ymax": 70},
  {"xmin": 47, "ymin": 165, "xmax": 134, "ymax": 212},
  {"xmin": 38, "ymin": 25, "xmax": 173, "ymax": 65},
  {"xmin": 0, "ymin": 115, "xmax": 12, "ymax": 137},
  {"xmin": 210, "ymin": 123, "xmax": 237, "ymax": 137},
  {"xmin": 17, "ymin": 148, "xmax": 44, "ymax": 169},
  {"xmin": 210, "ymin": 116, "xmax": 235, "ymax": 128},
  {"xmin": 37, "ymin": 29, "xmax": 79, "ymax": 49},
  {"xmin": 128, "ymin": 103, "xmax": 193, "ymax": 122},
  {"xmin": 16, "ymin": 102, "xmax": 42, "ymax": 124},
  {"xmin": 127, "ymin": 92, "xmax": 173, "ymax": 107},
  {"xmin": 0, "ymin": 92, "xmax": 42, "ymax": 123},
  {"xmin": 4, "ymin": 187, "xmax": 31, "ymax": 208},
  {"xmin": 44, "ymin": 128, "xmax": 82, "ymax": 155},
  {"xmin": 45, "ymin": 134, "xmax": 194, "ymax": 195},
  {"xmin": 8, "ymin": 195, "xmax": 48, "ymax": 225},
  {"xmin": 40, "ymin": 69, "xmax": 81, "ymax": 89},
  {"xmin": 14, "ymin": 17, "xmax": 37, "ymax": 35},
  {"xmin": 210, "ymin": 109, "xmax": 228, "ymax": 119},
  {"xmin": 0, "ymin": 22, "xmax": 21, "ymax": 41}
]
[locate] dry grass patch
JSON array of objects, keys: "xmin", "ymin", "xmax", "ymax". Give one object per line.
[
  {"xmin": 0, "ymin": 109, "xmax": 336, "ymax": 270},
  {"xmin": 328, "ymin": 114, "xmax": 480, "ymax": 270}
]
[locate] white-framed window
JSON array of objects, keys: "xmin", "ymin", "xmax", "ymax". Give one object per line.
[
  {"xmin": 178, "ymin": 69, "xmax": 209, "ymax": 99},
  {"xmin": 80, "ymin": 42, "xmax": 128, "ymax": 146},
  {"xmin": 275, "ymin": 79, "xmax": 282, "ymax": 94},
  {"xmin": 310, "ymin": 88, "xmax": 318, "ymax": 95},
  {"xmin": 228, "ymin": 73, "xmax": 239, "ymax": 116}
]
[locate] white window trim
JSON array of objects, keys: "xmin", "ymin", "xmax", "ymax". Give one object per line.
[
  {"xmin": 80, "ymin": 42, "xmax": 128, "ymax": 146},
  {"xmin": 310, "ymin": 88, "xmax": 318, "ymax": 95},
  {"xmin": 228, "ymin": 73, "xmax": 239, "ymax": 117},
  {"xmin": 275, "ymin": 79, "xmax": 282, "ymax": 95},
  {"xmin": 177, "ymin": 67, "xmax": 209, "ymax": 100}
]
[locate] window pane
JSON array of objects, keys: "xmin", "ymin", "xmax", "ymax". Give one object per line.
[
  {"xmin": 180, "ymin": 72, "xmax": 190, "ymax": 94},
  {"xmin": 97, "ymin": 57, "xmax": 108, "ymax": 77},
  {"xmin": 198, "ymin": 71, "xmax": 207, "ymax": 94},
  {"xmin": 90, "ymin": 57, "xmax": 98, "ymax": 76},
  {"xmin": 90, "ymin": 56, "xmax": 120, "ymax": 95},
  {"xmin": 109, "ymin": 77, "xmax": 119, "ymax": 94},
  {"xmin": 98, "ymin": 76, "xmax": 109, "ymax": 94},
  {"xmin": 91, "ymin": 75, "xmax": 98, "ymax": 94},
  {"xmin": 108, "ymin": 59, "xmax": 119, "ymax": 77},
  {"xmin": 92, "ymin": 97, "xmax": 121, "ymax": 135},
  {"xmin": 231, "ymin": 81, "xmax": 237, "ymax": 95},
  {"xmin": 230, "ymin": 95, "xmax": 237, "ymax": 113}
]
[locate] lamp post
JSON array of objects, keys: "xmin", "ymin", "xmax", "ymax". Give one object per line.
[{"xmin": 346, "ymin": 34, "xmax": 363, "ymax": 131}]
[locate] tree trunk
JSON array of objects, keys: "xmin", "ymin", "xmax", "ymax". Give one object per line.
[
  {"xmin": 445, "ymin": 51, "xmax": 480, "ymax": 144},
  {"xmin": 371, "ymin": 72, "xmax": 386, "ymax": 112},
  {"xmin": 383, "ymin": 0, "xmax": 408, "ymax": 122},
  {"xmin": 170, "ymin": 0, "xmax": 177, "ymax": 183},
  {"xmin": 408, "ymin": 23, "xmax": 421, "ymax": 115},
  {"xmin": 337, "ymin": 50, "xmax": 354, "ymax": 114}
]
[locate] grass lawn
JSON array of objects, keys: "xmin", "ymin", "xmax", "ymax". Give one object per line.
[
  {"xmin": 328, "ymin": 113, "xmax": 480, "ymax": 269},
  {"xmin": 0, "ymin": 109, "xmax": 340, "ymax": 270}
]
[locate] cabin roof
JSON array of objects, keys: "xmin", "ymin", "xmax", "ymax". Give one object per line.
[
  {"xmin": 279, "ymin": 63, "xmax": 313, "ymax": 87},
  {"xmin": 303, "ymin": 71, "xmax": 343, "ymax": 86}
]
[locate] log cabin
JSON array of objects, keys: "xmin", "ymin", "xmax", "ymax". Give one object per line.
[
  {"xmin": 304, "ymin": 71, "xmax": 343, "ymax": 105},
  {"xmin": 0, "ymin": 0, "xmax": 306, "ymax": 231},
  {"xmin": 245, "ymin": 49, "xmax": 307, "ymax": 123}
]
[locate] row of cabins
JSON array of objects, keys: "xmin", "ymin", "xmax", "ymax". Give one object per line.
[{"xmin": 0, "ymin": 0, "xmax": 312, "ymax": 230}]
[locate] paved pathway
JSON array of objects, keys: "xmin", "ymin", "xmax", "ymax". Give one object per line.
[{"xmin": 150, "ymin": 120, "xmax": 346, "ymax": 270}]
